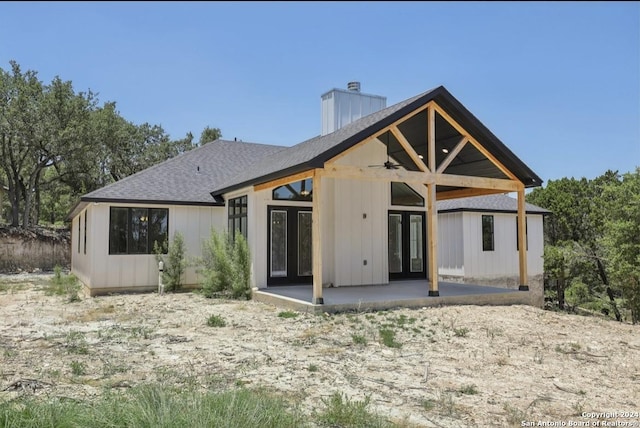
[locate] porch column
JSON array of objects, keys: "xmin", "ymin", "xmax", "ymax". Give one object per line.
[
  {"xmin": 312, "ymin": 169, "xmax": 324, "ymax": 304},
  {"xmin": 427, "ymin": 182, "xmax": 439, "ymax": 296},
  {"xmin": 427, "ymin": 104, "xmax": 439, "ymax": 296},
  {"xmin": 517, "ymin": 186, "xmax": 529, "ymax": 291}
]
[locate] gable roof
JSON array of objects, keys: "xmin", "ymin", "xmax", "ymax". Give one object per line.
[
  {"xmin": 211, "ymin": 85, "xmax": 543, "ymax": 197},
  {"xmin": 67, "ymin": 139, "xmax": 285, "ymax": 219},
  {"xmin": 437, "ymin": 194, "xmax": 551, "ymax": 214}
]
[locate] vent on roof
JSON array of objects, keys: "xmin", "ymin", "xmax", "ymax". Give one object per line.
[{"xmin": 320, "ymin": 82, "xmax": 387, "ymax": 136}]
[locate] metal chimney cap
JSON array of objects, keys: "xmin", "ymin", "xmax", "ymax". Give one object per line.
[{"xmin": 347, "ymin": 81, "xmax": 361, "ymax": 92}]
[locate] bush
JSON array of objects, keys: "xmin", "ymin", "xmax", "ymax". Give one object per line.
[
  {"xmin": 200, "ymin": 229, "xmax": 251, "ymax": 300},
  {"xmin": 206, "ymin": 314, "xmax": 226, "ymax": 327},
  {"xmin": 154, "ymin": 232, "xmax": 187, "ymax": 292}
]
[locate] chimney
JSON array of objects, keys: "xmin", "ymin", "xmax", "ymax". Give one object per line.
[{"xmin": 320, "ymin": 82, "xmax": 386, "ymax": 136}]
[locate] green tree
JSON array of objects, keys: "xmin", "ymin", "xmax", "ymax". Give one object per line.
[
  {"xmin": 601, "ymin": 168, "xmax": 640, "ymax": 323},
  {"xmin": 198, "ymin": 126, "xmax": 222, "ymax": 145},
  {"xmin": 155, "ymin": 232, "xmax": 187, "ymax": 292}
]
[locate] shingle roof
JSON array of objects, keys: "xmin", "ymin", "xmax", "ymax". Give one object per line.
[
  {"xmin": 437, "ymin": 194, "xmax": 551, "ymax": 214},
  {"xmin": 210, "ymin": 85, "xmax": 542, "ymax": 196},
  {"xmin": 210, "ymin": 90, "xmax": 432, "ymax": 195},
  {"xmin": 67, "ymin": 140, "xmax": 285, "ymax": 219}
]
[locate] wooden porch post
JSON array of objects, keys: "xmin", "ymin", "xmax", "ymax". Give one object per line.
[
  {"xmin": 517, "ymin": 186, "xmax": 529, "ymax": 291},
  {"xmin": 312, "ymin": 169, "xmax": 324, "ymax": 304},
  {"xmin": 427, "ymin": 182, "xmax": 439, "ymax": 296},
  {"xmin": 427, "ymin": 104, "xmax": 439, "ymax": 296}
]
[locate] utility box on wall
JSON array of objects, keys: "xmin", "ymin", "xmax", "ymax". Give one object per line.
[{"xmin": 321, "ymin": 82, "xmax": 387, "ymax": 136}]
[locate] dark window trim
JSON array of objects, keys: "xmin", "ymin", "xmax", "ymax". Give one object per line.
[
  {"xmin": 77, "ymin": 215, "xmax": 81, "ymax": 253},
  {"xmin": 228, "ymin": 196, "xmax": 248, "ymax": 241},
  {"xmin": 108, "ymin": 207, "xmax": 169, "ymax": 255},
  {"xmin": 391, "ymin": 182, "xmax": 425, "ymax": 207},
  {"xmin": 482, "ymin": 215, "xmax": 494, "ymax": 252},
  {"xmin": 83, "ymin": 211, "xmax": 87, "ymax": 255},
  {"xmin": 273, "ymin": 178, "xmax": 313, "ymax": 201}
]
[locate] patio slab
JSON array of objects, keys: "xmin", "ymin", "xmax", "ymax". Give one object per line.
[{"xmin": 253, "ymin": 281, "xmax": 533, "ymax": 313}]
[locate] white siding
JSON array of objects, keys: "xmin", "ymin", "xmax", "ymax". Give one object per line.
[
  {"xmin": 333, "ymin": 138, "xmax": 389, "ymax": 286},
  {"xmin": 73, "ymin": 202, "xmax": 223, "ymax": 292},
  {"xmin": 463, "ymin": 212, "xmax": 544, "ymax": 278},
  {"xmin": 70, "ymin": 206, "xmax": 92, "ymax": 287},
  {"xmin": 437, "ymin": 212, "xmax": 464, "ymax": 276}
]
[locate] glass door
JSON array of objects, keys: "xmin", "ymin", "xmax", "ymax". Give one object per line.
[
  {"xmin": 389, "ymin": 211, "xmax": 426, "ymax": 279},
  {"xmin": 267, "ymin": 206, "xmax": 313, "ymax": 285}
]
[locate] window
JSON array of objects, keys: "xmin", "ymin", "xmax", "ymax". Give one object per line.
[
  {"xmin": 77, "ymin": 215, "xmax": 81, "ymax": 253},
  {"xmin": 391, "ymin": 182, "xmax": 424, "ymax": 206},
  {"xmin": 273, "ymin": 179, "xmax": 313, "ymax": 201},
  {"xmin": 83, "ymin": 211, "xmax": 87, "ymax": 254},
  {"xmin": 482, "ymin": 215, "xmax": 494, "ymax": 251},
  {"xmin": 228, "ymin": 196, "xmax": 248, "ymax": 240},
  {"xmin": 109, "ymin": 207, "xmax": 168, "ymax": 255},
  {"xmin": 516, "ymin": 217, "xmax": 528, "ymax": 251}
]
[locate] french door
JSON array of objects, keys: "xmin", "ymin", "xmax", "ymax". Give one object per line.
[
  {"xmin": 267, "ymin": 206, "xmax": 313, "ymax": 285},
  {"xmin": 388, "ymin": 211, "xmax": 426, "ymax": 280}
]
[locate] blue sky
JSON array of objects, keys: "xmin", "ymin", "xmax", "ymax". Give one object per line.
[{"xmin": 1, "ymin": 1, "xmax": 638, "ymax": 185}]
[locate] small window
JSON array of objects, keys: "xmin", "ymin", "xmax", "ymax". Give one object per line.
[
  {"xmin": 228, "ymin": 196, "xmax": 248, "ymax": 240},
  {"xmin": 109, "ymin": 207, "xmax": 168, "ymax": 255},
  {"xmin": 273, "ymin": 179, "xmax": 313, "ymax": 201},
  {"xmin": 482, "ymin": 215, "xmax": 494, "ymax": 251},
  {"xmin": 516, "ymin": 217, "xmax": 528, "ymax": 251},
  {"xmin": 77, "ymin": 215, "xmax": 81, "ymax": 253},
  {"xmin": 83, "ymin": 211, "xmax": 87, "ymax": 254},
  {"xmin": 391, "ymin": 182, "xmax": 424, "ymax": 207}
]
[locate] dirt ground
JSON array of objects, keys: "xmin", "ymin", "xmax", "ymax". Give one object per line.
[{"xmin": 0, "ymin": 273, "xmax": 639, "ymax": 427}]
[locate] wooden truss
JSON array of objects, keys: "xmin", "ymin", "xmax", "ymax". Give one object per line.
[{"xmin": 254, "ymin": 101, "xmax": 529, "ymax": 304}]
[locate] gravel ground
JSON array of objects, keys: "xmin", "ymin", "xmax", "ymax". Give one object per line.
[{"xmin": 0, "ymin": 273, "xmax": 639, "ymax": 427}]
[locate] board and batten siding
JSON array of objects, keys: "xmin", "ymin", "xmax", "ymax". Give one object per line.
[
  {"xmin": 462, "ymin": 211, "xmax": 544, "ymax": 278},
  {"xmin": 70, "ymin": 206, "xmax": 91, "ymax": 287},
  {"xmin": 333, "ymin": 137, "xmax": 390, "ymax": 286},
  {"xmin": 72, "ymin": 202, "xmax": 224, "ymax": 294},
  {"xmin": 437, "ymin": 212, "xmax": 464, "ymax": 277}
]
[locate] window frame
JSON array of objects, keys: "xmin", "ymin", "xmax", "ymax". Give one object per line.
[
  {"xmin": 482, "ymin": 215, "xmax": 494, "ymax": 252},
  {"xmin": 272, "ymin": 179, "xmax": 313, "ymax": 201},
  {"xmin": 391, "ymin": 182, "xmax": 425, "ymax": 207},
  {"xmin": 108, "ymin": 207, "xmax": 169, "ymax": 255},
  {"xmin": 228, "ymin": 196, "xmax": 248, "ymax": 241}
]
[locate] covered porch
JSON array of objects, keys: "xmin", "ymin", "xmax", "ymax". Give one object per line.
[{"xmin": 253, "ymin": 281, "xmax": 533, "ymax": 314}]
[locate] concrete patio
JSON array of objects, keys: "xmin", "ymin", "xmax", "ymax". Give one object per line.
[{"xmin": 252, "ymin": 280, "xmax": 533, "ymax": 313}]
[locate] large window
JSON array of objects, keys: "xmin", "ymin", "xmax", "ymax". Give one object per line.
[
  {"xmin": 273, "ymin": 179, "xmax": 313, "ymax": 201},
  {"xmin": 482, "ymin": 215, "xmax": 494, "ymax": 252},
  {"xmin": 391, "ymin": 182, "xmax": 424, "ymax": 206},
  {"xmin": 109, "ymin": 207, "xmax": 168, "ymax": 255},
  {"xmin": 228, "ymin": 196, "xmax": 248, "ymax": 240}
]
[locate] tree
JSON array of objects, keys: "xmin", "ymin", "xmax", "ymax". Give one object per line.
[
  {"xmin": 198, "ymin": 126, "xmax": 222, "ymax": 145},
  {"xmin": 601, "ymin": 168, "xmax": 640, "ymax": 323},
  {"xmin": 527, "ymin": 169, "xmax": 638, "ymax": 321}
]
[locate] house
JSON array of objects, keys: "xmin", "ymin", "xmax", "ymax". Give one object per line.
[
  {"xmin": 437, "ymin": 193, "xmax": 549, "ymax": 291},
  {"xmin": 68, "ymin": 83, "xmax": 545, "ymax": 307}
]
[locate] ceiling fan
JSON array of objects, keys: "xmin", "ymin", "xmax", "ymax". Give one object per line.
[{"xmin": 368, "ymin": 132, "xmax": 402, "ymax": 170}]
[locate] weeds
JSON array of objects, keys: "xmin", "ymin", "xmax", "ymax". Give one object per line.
[
  {"xmin": 315, "ymin": 391, "xmax": 394, "ymax": 428},
  {"xmin": 453, "ymin": 327, "xmax": 469, "ymax": 337},
  {"xmin": 351, "ymin": 333, "xmax": 367, "ymax": 345},
  {"xmin": 70, "ymin": 360, "xmax": 86, "ymax": 376},
  {"xmin": 278, "ymin": 310, "xmax": 299, "ymax": 319},
  {"xmin": 378, "ymin": 328, "xmax": 402, "ymax": 348},
  {"xmin": 207, "ymin": 314, "xmax": 227, "ymax": 327},
  {"xmin": 65, "ymin": 331, "xmax": 89, "ymax": 355},
  {"xmin": 46, "ymin": 266, "xmax": 81, "ymax": 302},
  {"xmin": 308, "ymin": 364, "xmax": 319, "ymax": 373}
]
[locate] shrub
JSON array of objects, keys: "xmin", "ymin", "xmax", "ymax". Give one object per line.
[
  {"xmin": 566, "ymin": 281, "xmax": 591, "ymax": 306},
  {"xmin": 207, "ymin": 314, "xmax": 226, "ymax": 327},
  {"xmin": 315, "ymin": 391, "xmax": 393, "ymax": 428},
  {"xmin": 278, "ymin": 310, "xmax": 299, "ymax": 319},
  {"xmin": 201, "ymin": 229, "xmax": 251, "ymax": 300},
  {"xmin": 154, "ymin": 232, "xmax": 187, "ymax": 292}
]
